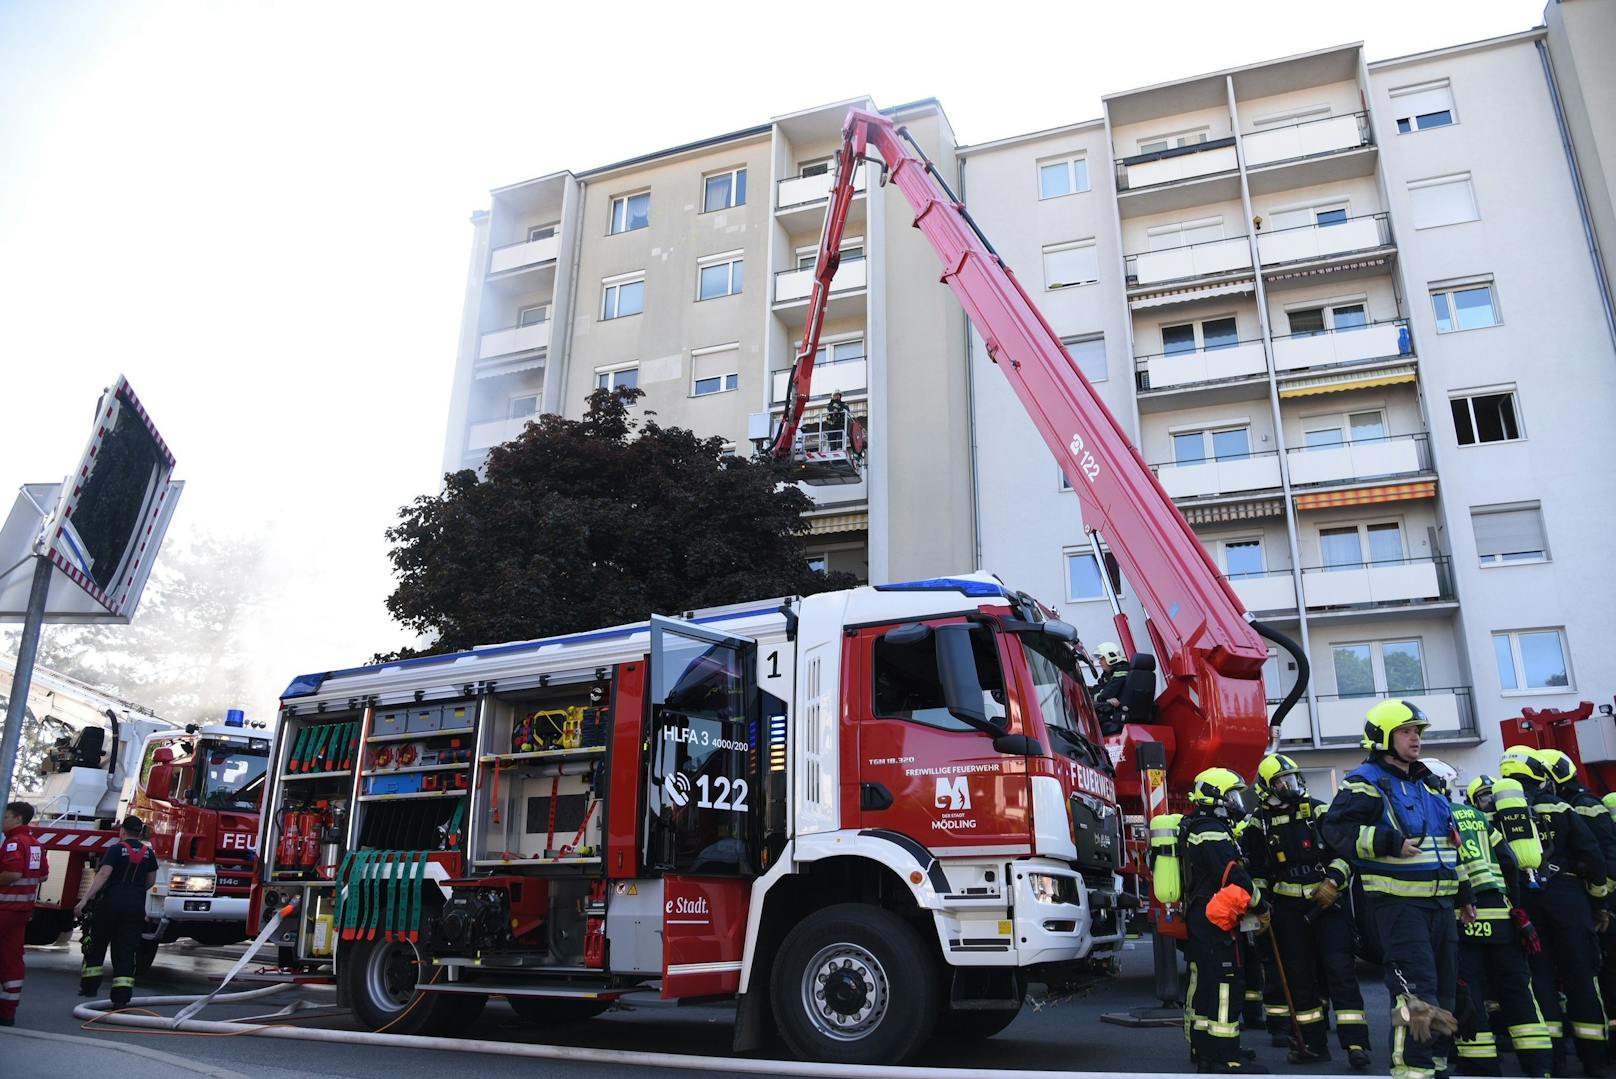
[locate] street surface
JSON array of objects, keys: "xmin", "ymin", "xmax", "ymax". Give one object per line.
[{"xmin": 1, "ymin": 935, "xmax": 1397, "ymax": 1078}]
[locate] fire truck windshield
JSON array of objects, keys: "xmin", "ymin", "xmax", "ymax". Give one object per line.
[
  {"xmin": 1017, "ymin": 635, "xmax": 1107, "ymax": 768},
  {"xmin": 200, "ymin": 741, "xmax": 270, "ymax": 810}
]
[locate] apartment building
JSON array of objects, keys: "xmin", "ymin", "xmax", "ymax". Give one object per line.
[{"xmin": 443, "ymin": 4, "xmax": 1615, "ymax": 781}]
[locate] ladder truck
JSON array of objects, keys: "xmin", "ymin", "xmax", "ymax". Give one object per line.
[{"xmin": 251, "ymin": 108, "xmax": 1303, "ymax": 1065}]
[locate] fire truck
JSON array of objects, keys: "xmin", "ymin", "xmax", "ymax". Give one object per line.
[
  {"xmin": 12, "ymin": 659, "xmax": 267, "ymax": 957},
  {"xmin": 252, "ymin": 107, "xmax": 1302, "ymax": 1064}
]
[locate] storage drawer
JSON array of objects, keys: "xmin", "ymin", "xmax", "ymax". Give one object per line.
[
  {"xmin": 368, "ymin": 773, "xmax": 424, "ymax": 796},
  {"xmin": 406, "ymin": 706, "xmax": 443, "ymax": 733},
  {"xmin": 374, "ymin": 709, "xmax": 410, "ymax": 737},
  {"xmin": 441, "ymin": 703, "xmax": 474, "ymax": 731}
]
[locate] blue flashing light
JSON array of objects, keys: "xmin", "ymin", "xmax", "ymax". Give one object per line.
[
  {"xmin": 224, "ymin": 709, "xmax": 245, "ymax": 727},
  {"xmin": 875, "ymin": 576, "xmax": 1010, "ymax": 599}
]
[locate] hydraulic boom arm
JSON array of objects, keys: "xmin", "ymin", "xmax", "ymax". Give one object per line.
[{"xmin": 772, "ymin": 108, "xmax": 1290, "ymax": 789}]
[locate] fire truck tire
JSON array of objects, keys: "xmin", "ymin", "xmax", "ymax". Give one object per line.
[
  {"xmin": 345, "ymin": 939, "xmax": 487, "ymax": 1035},
  {"xmin": 24, "ymin": 910, "xmax": 72, "ymax": 946},
  {"xmin": 506, "ymin": 996, "xmax": 611, "ymax": 1025},
  {"xmin": 771, "ymin": 904, "xmax": 938, "ymax": 1065}
]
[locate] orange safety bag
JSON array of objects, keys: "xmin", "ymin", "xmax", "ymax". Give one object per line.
[{"xmin": 1204, "ymin": 861, "xmax": 1253, "ymax": 932}]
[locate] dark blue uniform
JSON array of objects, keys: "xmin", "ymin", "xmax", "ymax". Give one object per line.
[{"xmin": 80, "ymin": 838, "xmax": 156, "ymax": 1005}]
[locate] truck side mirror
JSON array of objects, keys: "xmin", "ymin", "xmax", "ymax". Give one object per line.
[{"xmin": 935, "ymin": 624, "xmax": 1007, "ymax": 737}]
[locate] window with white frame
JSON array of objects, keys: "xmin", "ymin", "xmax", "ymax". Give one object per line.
[
  {"xmin": 1139, "ymin": 128, "xmax": 1209, "ymax": 154},
  {"xmin": 798, "ymin": 158, "xmax": 831, "ymax": 177},
  {"xmin": 1318, "ymin": 521, "xmax": 1403, "ymax": 569},
  {"xmin": 527, "ymin": 223, "xmax": 558, "ymax": 242},
  {"xmin": 609, "ymin": 191, "xmax": 650, "ymax": 234},
  {"xmin": 1431, "ymin": 279, "xmax": 1499, "ymax": 332},
  {"xmin": 1302, "ymin": 409, "xmax": 1387, "ymax": 449},
  {"xmin": 595, "ymin": 365, "xmax": 639, "ymax": 391},
  {"xmin": 601, "ymin": 273, "xmax": 645, "ymax": 320},
  {"xmin": 1038, "ymin": 154, "xmax": 1090, "ymax": 199},
  {"xmin": 1390, "ymin": 80, "xmax": 1456, "ymax": 133},
  {"xmin": 1269, "ymin": 200, "xmax": 1350, "ymax": 230},
  {"xmin": 1160, "ymin": 316, "xmax": 1239, "ymax": 355},
  {"xmin": 1450, "ymin": 386, "xmax": 1522, "ymax": 445},
  {"xmin": 1471, "ymin": 503, "xmax": 1548, "ymax": 566},
  {"xmin": 1062, "ymin": 334, "xmax": 1107, "ymax": 382},
  {"xmin": 1146, "ymin": 216, "xmax": 1224, "ymax": 251},
  {"xmin": 811, "ymin": 335, "xmax": 866, "ymax": 368},
  {"xmin": 703, "ymin": 167, "xmax": 747, "ymax": 213},
  {"xmin": 517, "ymin": 303, "xmax": 551, "ymax": 327},
  {"xmin": 691, "ymin": 344, "xmax": 740, "ymax": 397},
  {"xmin": 1493, "ymin": 628, "xmax": 1571, "ymax": 692},
  {"xmin": 805, "ymin": 552, "xmax": 829, "ymax": 574},
  {"xmin": 1043, "ymin": 239, "xmax": 1099, "ymax": 289},
  {"xmin": 1171, "ymin": 424, "xmax": 1251, "ymax": 465},
  {"xmin": 1284, "ymin": 300, "xmax": 1367, "ymax": 337},
  {"xmin": 1064, "ymin": 550, "xmax": 1116, "ymax": 602},
  {"xmin": 697, "ymin": 252, "xmax": 743, "ymax": 300},
  {"xmin": 1332, "ymin": 638, "xmax": 1426, "ymax": 697},
  {"xmin": 1408, "ymin": 173, "xmax": 1478, "ymax": 229},
  {"xmin": 1251, "ymin": 104, "xmax": 1331, "ymax": 129},
  {"xmin": 508, "ymin": 393, "xmax": 540, "ymax": 419},
  {"xmin": 796, "ymin": 240, "xmax": 864, "ymax": 272},
  {"xmin": 1221, "ymin": 538, "xmax": 1266, "ymax": 580}
]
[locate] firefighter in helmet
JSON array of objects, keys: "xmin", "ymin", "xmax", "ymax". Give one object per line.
[
  {"xmin": 1242, "ymin": 753, "xmax": 1370, "ymax": 1069},
  {"xmin": 1091, "ymin": 642, "xmax": 1129, "ymax": 735},
  {"xmin": 1321, "ymin": 701, "xmax": 1471, "ymax": 1079},
  {"xmin": 1181, "ymin": 766, "xmax": 1270, "ymax": 1074}
]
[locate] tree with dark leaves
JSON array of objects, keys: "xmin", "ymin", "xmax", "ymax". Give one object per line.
[{"xmin": 381, "ymin": 388, "xmax": 858, "ymax": 658}]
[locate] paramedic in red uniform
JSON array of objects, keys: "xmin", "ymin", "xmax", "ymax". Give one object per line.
[{"xmin": 0, "ymin": 800, "xmax": 46, "ymax": 1026}]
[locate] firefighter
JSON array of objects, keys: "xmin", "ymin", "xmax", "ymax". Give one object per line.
[
  {"xmin": 1500, "ymin": 746, "xmax": 1610, "ymax": 1076},
  {"xmin": 73, "ymin": 815, "xmax": 157, "ymax": 1007},
  {"xmin": 1091, "ymin": 642, "xmax": 1129, "ymax": 735},
  {"xmin": 1604, "ymin": 791, "xmax": 1616, "ymax": 1039},
  {"xmin": 1320, "ymin": 701, "xmax": 1470, "ymax": 1079},
  {"xmin": 1244, "ymin": 753, "xmax": 1372, "ymax": 1069},
  {"xmin": 824, "ymin": 390, "xmax": 849, "ymax": 450},
  {"xmin": 1232, "ymin": 811, "xmax": 1272, "ymax": 1035},
  {"xmin": 1443, "ymin": 767, "xmax": 1555, "ymax": 1077},
  {"xmin": 1180, "ymin": 767, "xmax": 1271, "ymax": 1074},
  {"xmin": 1535, "ymin": 749, "xmax": 1616, "ymax": 912},
  {"xmin": 0, "ymin": 801, "xmax": 46, "ymax": 1027}
]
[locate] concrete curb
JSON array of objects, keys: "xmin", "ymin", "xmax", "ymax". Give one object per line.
[{"xmin": 0, "ymin": 1024, "xmax": 257, "ymax": 1078}]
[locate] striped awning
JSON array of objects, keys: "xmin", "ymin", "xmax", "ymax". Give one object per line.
[
  {"xmin": 805, "ymin": 511, "xmax": 868, "ymax": 535},
  {"xmin": 1265, "ymin": 256, "xmax": 1389, "ymax": 282},
  {"xmin": 1181, "ymin": 499, "xmax": 1285, "ymax": 524},
  {"xmin": 1294, "ymin": 480, "xmax": 1436, "ymax": 511},
  {"xmin": 1280, "ymin": 364, "xmax": 1416, "ymax": 398},
  {"xmin": 476, "ymin": 354, "xmax": 545, "ymax": 379},
  {"xmin": 1130, "ymin": 279, "xmax": 1255, "ymax": 310}
]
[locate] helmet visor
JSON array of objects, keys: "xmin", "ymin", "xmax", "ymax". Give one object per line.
[{"xmin": 1269, "ymin": 772, "xmax": 1307, "ymax": 799}]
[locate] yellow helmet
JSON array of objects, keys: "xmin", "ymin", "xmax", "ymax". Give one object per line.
[
  {"xmin": 1499, "ymin": 746, "xmax": 1549, "ymax": 783},
  {"xmin": 1603, "ymin": 792, "xmax": 1616, "ymax": 814},
  {"xmin": 1189, "ymin": 766, "xmax": 1248, "ymax": 811},
  {"xmin": 1533, "ymin": 747, "xmax": 1577, "ymax": 786},
  {"xmin": 1095, "ymin": 641, "xmax": 1126, "ymax": 666},
  {"xmin": 1255, "ymin": 753, "xmax": 1305, "ymax": 802},
  {"xmin": 1467, "ymin": 774, "xmax": 1496, "ymax": 809},
  {"xmin": 1362, "ymin": 699, "xmax": 1431, "ymax": 752}
]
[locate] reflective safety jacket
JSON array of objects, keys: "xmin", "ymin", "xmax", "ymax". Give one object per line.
[
  {"xmin": 0, "ymin": 824, "xmax": 47, "ymax": 911},
  {"xmin": 1563, "ymin": 781, "xmax": 1616, "ymax": 900},
  {"xmin": 1185, "ymin": 811, "xmax": 1263, "ymax": 912},
  {"xmin": 1452, "ymin": 802, "xmax": 1515, "ymax": 921},
  {"xmin": 1320, "ymin": 758, "xmax": 1468, "ymax": 903},
  {"xmin": 1521, "ymin": 778, "xmax": 1607, "ymax": 888},
  {"xmin": 1242, "ymin": 796, "xmax": 1353, "ymax": 901}
]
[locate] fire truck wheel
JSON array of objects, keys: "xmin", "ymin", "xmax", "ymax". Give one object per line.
[
  {"xmin": 135, "ymin": 938, "xmax": 160, "ymax": 976},
  {"xmin": 24, "ymin": 910, "xmax": 71, "ymax": 946},
  {"xmin": 345, "ymin": 939, "xmax": 487, "ymax": 1035},
  {"xmin": 506, "ymin": 996, "xmax": 611, "ymax": 1025},
  {"xmin": 771, "ymin": 904, "xmax": 938, "ymax": 1065}
]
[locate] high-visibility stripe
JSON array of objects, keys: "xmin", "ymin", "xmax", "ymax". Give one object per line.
[
  {"xmin": 1265, "ymin": 1005, "xmax": 1292, "ymax": 1017},
  {"xmin": 0, "ymin": 991, "xmax": 20, "ymax": 1002},
  {"xmin": 1356, "ymin": 825, "xmax": 1379, "ymax": 858},
  {"xmin": 112, "ymin": 977, "xmax": 135, "ymax": 987},
  {"xmin": 1572, "ymin": 1022, "xmax": 1608, "ymax": 1040},
  {"xmin": 1361, "ymin": 873, "xmax": 1460, "ymax": 898},
  {"xmin": 81, "ymin": 965, "xmax": 104, "ymax": 976},
  {"xmin": 1294, "ymin": 1008, "xmax": 1327, "ymax": 1024},
  {"xmin": 1337, "ymin": 1010, "xmax": 1368, "ymax": 1023}
]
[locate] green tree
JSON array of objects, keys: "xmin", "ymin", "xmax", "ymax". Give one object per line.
[{"xmin": 382, "ymin": 388, "xmax": 857, "ymax": 657}]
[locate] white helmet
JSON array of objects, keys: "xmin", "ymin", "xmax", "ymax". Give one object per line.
[
  {"xmin": 1095, "ymin": 641, "xmax": 1125, "ymax": 666},
  {"xmin": 1421, "ymin": 757, "xmax": 1459, "ymax": 799}
]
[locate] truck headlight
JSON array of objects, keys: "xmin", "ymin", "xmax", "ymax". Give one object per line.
[
  {"xmin": 170, "ymin": 874, "xmax": 215, "ymax": 895},
  {"xmin": 1028, "ymin": 873, "xmax": 1077, "ymax": 905}
]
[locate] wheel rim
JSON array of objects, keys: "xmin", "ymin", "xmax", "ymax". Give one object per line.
[
  {"xmin": 364, "ymin": 942, "xmax": 418, "ymax": 1013},
  {"xmin": 800, "ymin": 942, "xmax": 889, "ymax": 1042}
]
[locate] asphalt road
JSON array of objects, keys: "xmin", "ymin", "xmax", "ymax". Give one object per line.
[{"xmin": 2, "ymin": 934, "xmax": 1401, "ymax": 1079}]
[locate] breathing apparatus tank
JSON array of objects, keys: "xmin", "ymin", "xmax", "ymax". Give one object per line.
[
  {"xmin": 1149, "ymin": 813, "xmax": 1185, "ymax": 904},
  {"xmin": 1492, "ymin": 776, "xmax": 1543, "ymax": 872}
]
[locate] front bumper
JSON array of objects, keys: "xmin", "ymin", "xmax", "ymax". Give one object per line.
[
  {"xmin": 152, "ymin": 893, "xmax": 251, "ymax": 923},
  {"xmin": 1012, "ymin": 862, "xmax": 1126, "ymax": 966}
]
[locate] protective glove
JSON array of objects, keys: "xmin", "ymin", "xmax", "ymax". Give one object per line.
[
  {"xmin": 1311, "ymin": 879, "xmax": 1340, "ymax": 909},
  {"xmin": 1597, "ymin": 908, "xmax": 1612, "ymax": 934},
  {"xmin": 1395, "ymin": 997, "xmax": 1460, "ymax": 1043},
  {"xmin": 1511, "ymin": 906, "xmax": 1542, "ymax": 955},
  {"xmin": 1453, "ymin": 979, "xmax": 1479, "ymax": 1040}
]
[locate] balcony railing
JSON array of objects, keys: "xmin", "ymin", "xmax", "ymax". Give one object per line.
[
  {"xmin": 1114, "ymin": 137, "xmax": 1238, "ymax": 192},
  {"xmin": 1152, "ymin": 449, "xmax": 1281, "ymax": 500},
  {"xmin": 1257, "ymin": 212, "xmax": 1392, "ymax": 267},
  {"xmin": 1126, "ymin": 235, "xmax": 1252, "ymax": 288},
  {"xmin": 771, "ymin": 358, "xmax": 868, "ymax": 404},
  {"xmin": 1224, "ymin": 569, "xmax": 1298, "ymax": 613},
  {"xmin": 467, "ymin": 416, "xmax": 535, "ymax": 452},
  {"xmin": 489, "ymin": 233, "xmax": 560, "ymax": 275},
  {"xmin": 1272, "ymin": 319, "xmax": 1412, "ymax": 372},
  {"xmin": 1287, "ymin": 433, "xmax": 1431, "ymax": 487},
  {"xmin": 776, "ymin": 164, "xmax": 867, "ymax": 210},
  {"xmin": 1135, "ymin": 337, "xmax": 1267, "ymax": 391},
  {"xmin": 1270, "ymin": 698, "xmax": 1312, "ymax": 744},
  {"xmin": 478, "ymin": 320, "xmax": 551, "ymax": 360},
  {"xmin": 1300, "ymin": 555, "xmax": 1453, "ymax": 609},
  {"xmin": 774, "ymin": 257, "xmax": 867, "ymax": 304},
  {"xmin": 1242, "ymin": 112, "xmax": 1372, "ymax": 169},
  {"xmin": 1314, "ymin": 687, "xmax": 1475, "ymax": 744}
]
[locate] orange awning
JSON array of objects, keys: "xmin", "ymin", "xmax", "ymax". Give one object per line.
[
  {"xmin": 1280, "ymin": 365, "xmax": 1417, "ymax": 398},
  {"xmin": 805, "ymin": 511, "xmax": 868, "ymax": 535},
  {"xmin": 1295, "ymin": 480, "xmax": 1436, "ymax": 511}
]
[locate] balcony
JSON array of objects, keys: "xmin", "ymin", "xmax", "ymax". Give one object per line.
[
  {"xmin": 1257, "ymin": 213, "xmax": 1391, "ymax": 268},
  {"xmin": 1287, "ymin": 434, "xmax": 1430, "ymax": 488},
  {"xmin": 771, "ymin": 358, "xmax": 867, "ymax": 405},
  {"xmin": 1314, "ymin": 687, "xmax": 1476, "ymax": 745},
  {"xmin": 774, "ymin": 257, "xmax": 867, "ymax": 305},
  {"xmin": 1153, "ymin": 450, "xmax": 1280, "ymax": 500},
  {"xmin": 1242, "ymin": 112, "xmax": 1372, "ymax": 169},
  {"xmin": 479, "ymin": 320, "xmax": 551, "ymax": 360},
  {"xmin": 1127, "ymin": 236, "xmax": 1252, "ymax": 288},
  {"xmin": 1272, "ymin": 320, "xmax": 1410, "ymax": 373},
  {"xmin": 1271, "ymin": 699, "xmax": 1312, "ymax": 745},
  {"xmin": 489, "ymin": 233, "xmax": 560, "ymax": 275},
  {"xmin": 1227, "ymin": 570, "xmax": 1297, "ymax": 613},
  {"xmin": 1300, "ymin": 555, "xmax": 1453, "ymax": 610},
  {"xmin": 777, "ymin": 163, "xmax": 867, "ymax": 210},
  {"xmin": 1115, "ymin": 138, "xmax": 1238, "ymax": 192},
  {"xmin": 466, "ymin": 416, "xmax": 534, "ymax": 453},
  {"xmin": 1136, "ymin": 339, "xmax": 1266, "ymax": 391}
]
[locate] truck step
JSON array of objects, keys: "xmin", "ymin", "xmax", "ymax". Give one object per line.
[{"xmin": 417, "ymin": 981, "xmax": 629, "ymax": 1001}]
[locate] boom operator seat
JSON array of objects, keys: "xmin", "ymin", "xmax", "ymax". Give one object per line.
[{"xmin": 1116, "ymin": 653, "xmax": 1158, "ymax": 726}]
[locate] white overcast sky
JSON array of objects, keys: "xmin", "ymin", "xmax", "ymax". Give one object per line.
[{"xmin": 0, "ymin": 0, "xmax": 1544, "ymax": 716}]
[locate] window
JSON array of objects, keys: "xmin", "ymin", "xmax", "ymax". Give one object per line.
[
  {"xmin": 1431, "ymin": 281, "xmax": 1498, "ymax": 332},
  {"xmin": 697, "ymin": 253, "xmax": 743, "ymax": 300},
  {"xmin": 1332, "ymin": 639, "xmax": 1425, "ymax": 697},
  {"xmin": 1139, "ymin": 129, "xmax": 1209, "ymax": 154},
  {"xmin": 601, "ymin": 274, "xmax": 645, "ymax": 320},
  {"xmin": 1287, "ymin": 307, "xmax": 1327, "ymax": 336},
  {"xmin": 806, "ymin": 553, "xmax": 828, "ymax": 574},
  {"xmin": 1391, "ymin": 80, "xmax": 1456, "ymax": 133},
  {"xmin": 1222, "ymin": 539, "xmax": 1266, "ymax": 580},
  {"xmin": 526, "ymin": 224, "xmax": 557, "ymax": 242},
  {"xmin": 1201, "ymin": 317, "xmax": 1238, "ymax": 350},
  {"xmin": 1270, "ymin": 202, "xmax": 1349, "ymax": 231},
  {"xmin": 1319, "ymin": 522, "xmax": 1403, "ymax": 569},
  {"xmin": 809, "ymin": 336, "xmax": 866, "ymax": 368},
  {"xmin": 1172, "ymin": 425, "xmax": 1251, "ymax": 465},
  {"xmin": 702, "ymin": 167, "xmax": 747, "ymax": 213},
  {"xmin": 1303, "ymin": 410, "xmax": 1387, "ymax": 448},
  {"xmin": 1147, "ymin": 217, "xmax": 1223, "ymax": 251},
  {"xmin": 872, "ymin": 625, "xmax": 1007, "ymax": 733},
  {"xmin": 796, "ymin": 241, "xmax": 863, "ymax": 272},
  {"xmin": 1038, "ymin": 154, "xmax": 1090, "ymax": 199},
  {"xmin": 691, "ymin": 344, "xmax": 739, "ymax": 397},
  {"xmin": 1284, "ymin": 300, "xmax": 1366, "ymax": 337},
  {"xmin": 1332, "ymin": 644, "xmax": 1376, "ymax": 697},
  {"xmin": 798, "ymin": 158, "xmax": 831, "ymax": 177},
  {"xmin": 1043, "ymin": 239, "xmax": 1099, "ymax": 289},
  {"xmin": 1471, "ymin": 503, "xmax": 1548, "ymax": 565},
  {"xmin": 517, "ymin": 303, "xmax": 550, "ymax": 327},
  {"xmin": 1409, "ymin": 174, "xmax": 1478, "ymax": 229},
  {"xmin": 1382, "ymin": 641, "xmax": 1427, "ymax": 694},
  {"xmin": 1062, "ymin": 335, "xmax": 1107, "ymax": 382},
  {"xmin": 1252, "ymin": 104, "xmax": 1331, "ymax": 129},
  {"xmin": 1162, "ymin": 324, "xmax": 1198, "ymax": 355},
  {"xmin": 596, "ymin": 365, "xmax": 638, "ymax": 391},
  {"xmin": 1065, "ymin": 551, "xmax": 1106, "ymax": 602},
  {"xmin": 1450, "ymin": 388, "xmax": 1522, "ymax": 445},
  {"xmin": 1493, "ymin": 628, "xmax": 1571, "ymax": 692},
  {"xmin": 508, "ymin": 394, "xmax": 540, "ymax": 419},
  {"xmin": 609, "ymin": 191, "xmax": 650, "ymax": 234},
  {"xmin": 1160, "ymin": 316, "xmax": 1238, "ymax": 354}
]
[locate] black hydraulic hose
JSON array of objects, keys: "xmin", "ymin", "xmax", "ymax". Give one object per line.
[{"xmin": 1251, "ymin": 620, "xmax": 1308, "ymax": 729}]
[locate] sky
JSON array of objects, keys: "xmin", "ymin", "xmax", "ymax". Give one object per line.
[{"xmin": 0, "ymin": 0, "xmax": 1546, "ymax": 718}]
